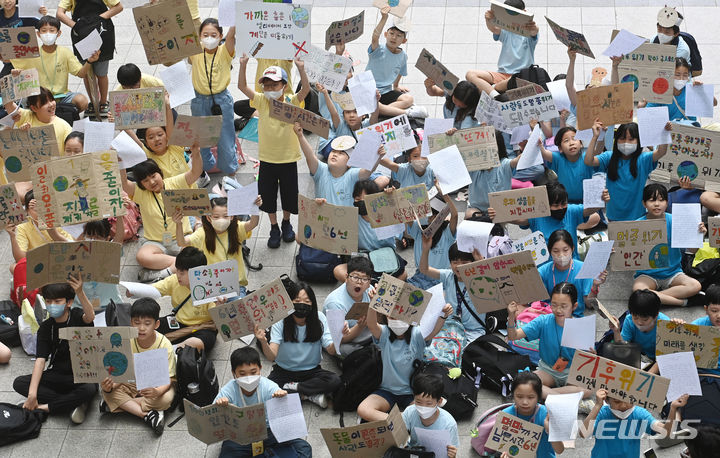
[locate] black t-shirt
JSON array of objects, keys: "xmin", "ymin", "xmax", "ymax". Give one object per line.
[
  {"xmin": 36, "ymin": 307, "xmax": 93, "ymax": 374},
  {"xmin": 0, "ymin": 11, "xmax": 39, "ymax": 29}
]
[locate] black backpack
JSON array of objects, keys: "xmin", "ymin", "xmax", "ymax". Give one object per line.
[
  {"xmin": 508, "ymin": 65, "xmax": 552, "ymax": 91},
  {"xmin": 0, "ymin": 300, "xmax": 20, "ymax": 347},
  {"xmin": 461, "ymin": 334, "xmax": 535, "ymax": 398},
  {"xmin": 0, "ymin": 402, "xmax": 47, "ymax": 446},
  {"xmin": 295, "ymin": 244, "xmax": 343, "ymax": 283},
  {"xmin": 333, "ymin": 344, "xmax": 383, "ymax": 414},
  {"xmin": 679, "ymin": 32, "xmax": 703, "ymax": 76},
  {"xmin": 70, "ymin": 15, "xmax": 115, "ymax": 63},
  {"xmin": 104, "ymin": 300, "xmax": 131, "ymax": 327},
  {"xmin": 174, "ymin": 346, "xmax": 219, "ymax": 412},
  {"xmin": 411, "ymin": 360, "xmax": 478, "ymax": 420},
  {"xmin": 54, "ymin": 102, "xmax": 80, "ymax": 126}
]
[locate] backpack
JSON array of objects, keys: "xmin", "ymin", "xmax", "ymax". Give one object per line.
[
  {"xmin": 295, "ymin": 244, "xmax": 343, "ymax": 283},
  {"xmin": 423, "ymin": 316, "xmax": 465, "ymax": 367},
  {"xmin": 174, "ymin": 346, "xmax": 219, "ymax": 413},
  {"xmin": 594, "ymin": 310, "xmax": 628, "ymax": 355},
  {"xmin": 104, "ymin": 300, "xmax": 132, "ymax": 327},
  {"xmin": 468, "ymin": 403, "xmax": 515, "ymax": 455},
  {"xmin": 0, "ymin": 300, "xmax": 20, "ymax": 347},
  {"xmin": 507, "ymin": 301, "xmax": 552, "ymax": 366},
  {"xmin": 54, "ymin": 102, "xmax": 80, "ymax": 126},
  {"xmin": 382, "ymin": 446, "xmax": 434, "ymax": 458},
  {"xmin": 461, "ymin": 334, "xmax": 535, "ymax": 398},
  {"xmin": 333, "ymin": 344, "xmax": 383, "ymax": 414},
  {"xmin": 679, "ymin": 32, "xmax": 703, "ymax": 76},
  {"xmin": 508, "ymin": 65, "xmax": 552, "ymax": 91},
  {"xmin": 70, "ymin": 15, "xmax": 115, "ymax": 63},
  {"xmin": 411, "ymin": 360, "xmax": 478, "ymax": 420},
  {"xmin": 0, "ymin": 402, "xmax": 48, "ymax": 446},
  {"xmin": 109, "ymin": 201, "xmax": 142, "ymax": 242}
]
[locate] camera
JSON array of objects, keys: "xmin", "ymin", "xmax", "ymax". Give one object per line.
[{"xmin": 211, "ymin": 103, "xmax": 222, "ymax": 116}]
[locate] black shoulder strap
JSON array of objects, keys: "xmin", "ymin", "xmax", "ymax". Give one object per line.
[
  {"xmin": 172, "ymin": 294, "xmax": 192, "ymax": 315},
  {"xmin": 454, "ymin": 276, "xmax": 488, "ymax": 332}
]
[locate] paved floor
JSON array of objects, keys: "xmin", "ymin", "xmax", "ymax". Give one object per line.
[{"xmin": 1, "ymin": 0, "xmax": 719, "ymax": 456}]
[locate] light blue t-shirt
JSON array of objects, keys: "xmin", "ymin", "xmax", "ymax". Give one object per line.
[
  {"xmin": 270, "ymin": 312, "xmax": 333, "ymax": 372},
  {"xmin": 323, "ymin": 283, "xmax": 370, "ymax": 329},
  {"xmin": 439, "ymin": 269, "xmax": 486, "ymax": 343},
  {"xmin": 358, "ymin": 217, "xmax": 395, "ymax": 251},
  {"xmin": 525, "ymin": 204, "xmax": 587, "ymax": 259},
  {"xmin": 366, "ymin": 44, "xmax": 408, "ymax": 94},
  {"xmin": 391, "ymin": 162, "xmax": 435, "ymax": 192},
  {"xmin": 591, "ymin": 405, "xmax": 657, "ymax": 458},
  {"xmin": 596, "ymin": 150, "xmax": 656, "ymax": 221},
  {"xmin": 691, "ymin": 315, "xmax": 720, "ymax": 374},
  {"xmin": 408, "ymin": 222, "xmax": 454, "ymax": 271},
  {"xmin": 494, "ymin": 30, "xmax": 538, "ymax": 74},
  {"xmin": 647, "ymin": 88, "xmax": 697, "ymax": 123},
  {"xmin": 622, "ymin": 312, "xmax": 670, "ymax": 360},
  {"xmin": 214, "ymin": 376, "xmax": 280, "ymax": 427},
  {"xmin": 546, "ymin": 150, "xmax": 597, "ymax": 203},
  {"xmin": 402, "ymin": 405, "xmax": 460, "ymax": 449},
  {"xmin": 521, "ymin": 313, "xmax": 574, "ymax": 365},
  {"xmin": 503, "ymin": 404, "xmax": 555, "ymax": 458},
  {"xmin": 468, "ymin": 157, "xmax": 513, "ymax": 211},
  {"xmin": 312, "ymin": 161, "xmax": 361, "ymax": 206},
  {"xmin": 378, "ymin": 325, "xmax": 426, "ymax": 395},
  {"xmin": 443, "ymin": 104, "xmax": 479, "ymax": 130},
  {"xmin": 634, "ymin": 214, "xmax": 682, "ymax": 280},
  {"xmin": 538, "ymin": 259, "xmax": 592, "ymax": 317}
]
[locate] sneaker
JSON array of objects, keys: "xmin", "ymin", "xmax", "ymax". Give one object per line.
[
  {"xmin": 578, "ymin": 398, "xmax": 595, "ymax": 415},
  {"xmin": 144, "ymin": 409, "xmax": 165, "ymax": 436},
  {"xmin": 196, "ymin": 171, "xmax": 211, "ymax": 188},
  {"xmin": 282, "ymin": 382, "xmax": 299, "ymax": 391},
  {"xmin": 99, "ymin": 399, "xmax": 110, "ymax": 414},
  {"xmin": 406, "ymin": 105, "xmax": 429, "ymax": 119},
  {"xmin": 70, "ymin": 402, "xmax": 88, "ymax": 424},
  {"xmin": 485, "ymin": 315, "xmax": 499, "ymax": 334},
  {"xmin": 86, "ymin": 102, "xmax": 94, "ymax": 113},
  {"xmin": 268, "ymin": 224, "xmax": 281, "ymax": 249},
  {"xmin": 307, "ymin": 393, "xmax": 328, "ymax": 409},
  {"xmin": 281, "ymin": 219, "xmax": 295, "ymax": 243},
  {"xmin": 138, "ymin": 267, "xmax": 172, "ymax": 283},
  {"xmin": 99, "ymin": 102, "xmax": 110, "ymax": 116}
]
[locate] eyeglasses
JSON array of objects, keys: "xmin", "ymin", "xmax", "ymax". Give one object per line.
[{"xmin": 348, "ymin": 275, "xmax": 370, "ymax": 284}]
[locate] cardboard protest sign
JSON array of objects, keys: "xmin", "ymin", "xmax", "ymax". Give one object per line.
[
  {"xmin": 346, "ymin": 302, "xmax": 369, "ymax": 321},
  {"xmin": 653, "ymin": 124, "xmax": 720, "ymax": 190},
  {"xmin": 321, "ymin": 405, "xmax": 408, "ymax": 457},
  {"xmin": 608, "ymin": 220, "xmax": 668, "ymax": 271},
  {"xmin": 476, "ymin": 91, "xmax": 558, "ymax": 132},
  {"xmin": 109, "ymin": 87, "xmax": 166, "ymax": 129},
  {"xmin": 26, "ymin": 240, "xmax": 122, "ymax": 290},
  {"xmin": 546, "ymin": 17, "xmax": 594, "ymax": 58},
  {"xmin": 363, "ymin": 184, "xmax": 430, "ymax": 229},
  {"xmin": 269, "ymin": 98, "xmax": 330, "ymax": 139},
  {"xmin": 503, "ymin": 83, "xmax": 542, "ymax": 101},
  {"xmin": 618, "ymin": 43, "xmax": 675, "ymax": 104},
  {"xmin": 656, "ymin": 320, "xmax": 720, "ymax": 369},
  {"xmin": 331, "ymin": 91, "xmax": 355, "ymax": 111},
  {"xmin": 297, "ymin": 195, "xmax": 358, "ymax": 255},
  {"xmin": 189, "ymin": 260, "xmax": 241, "ymax": 305},
  {"xmin": 371, "ymin": 274, "xmax": 432, "ymax": 326},
  {"xmin": 168, "ymin": 115, "xmax": 222, "ymax": 148},
  {"xmin": 0, "ymin": 27, "xmax": 39, "ymax": 59},
  {"xmin": 0, "ymin": 125, "xmax": 59, "ymax": 181},
  {"xmin": 710, "ymin": 217, "xmax": 720, "ymax": 247},
  {"xmin": 235, "ymin": 2, "xmax": 312, "ymax": 59},
  {"xmin": 576, "ymin": 82, "xmax": 634, "ymax": 130},
  {"xmin": 0, "ymin": 68, "xmax": 39, "ymax": 101},
  {"xmin": 427, "ymin": 126, "xmax": 500, "ymax": 171},
  {"xmin": 0, "ymin": 184, "xmax": 25, "ymax": 229},
  {"xmin": 58, "ymin": 326, "xmax": 138, "ymax": 383},
  {"xmin": 456, "ymin": 251, "xmax": 548, "ymax": 314},
  {"xmin": 489, "ymin": 0, "xmax": 534, "ymax": 37},
  {"xmin": 210, "ymin": 278, "xmax": 294, "ymax": 341},
  {"xmin": 415, "ymin": 48, "xmax": 459, "ymax": 95},
  {"xmin": 356, "ymin": 114, "xmax": 416, "ymax": 157},
  {"xmin": 475, "ymin": 92, "xmax": 511, "ymax": 133},
  {"xmin": 486, "ymin": 411, "xmax": 545, "ymax": 458},
  {"xmin": 32, "ymin": 151, "xmax": 125, "ymax": 228},
  {"xmin": 372, "ymin": 0, "xmax": 411, "ymax": 18},
  {"xmin": 512, "ymin": 231, "xmax": 549, "ymax": 266},
  {"xmin": 133, "ymin": 0, "xmax": 200, "ymax": 65},
  {"xmin": 162, "ymin": 188, "xmax": 211, "ymax": 217},
  {"xmin": 488, "ymin": 186, "xmax": 551, "ymax": 223},
  {"xmin": 421, "ymin": 203, "xmax": 451, "ymax": 239},
  {"xmin": 185, "ymin": 399, "xmax": 267, "ymax": 445},
  {"xmin": 568, "ymin": 350, "xmax": 670, "ymax": 413},
  {"xmin": 299, "ymin": 45, "xmax": 353, "ymax": 93},
  {"xmin": 325, "ymin": 11, "xmax": 364, "ymax": 50}
]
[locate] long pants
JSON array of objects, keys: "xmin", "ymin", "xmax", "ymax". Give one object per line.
[
  {"xmin": 220, "ymin": 428, "xmax": 311, "ymax": 457},
  {"xmin": 268, "ymin": 364, "xmax": 342, "ymax": 397},
  {"xmin": 13, "ymin": 370, "xmax": 97, "ymax": 414},
  {"xmin": 191, "ymin": 89, "xmax": 238, "ymax": 175}
]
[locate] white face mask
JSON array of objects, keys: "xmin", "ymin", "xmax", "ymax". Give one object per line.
[
  {"xmin": 674, "ymin": 79, "xmax": 688, "ymax": 91},
  {"xmin": 39, "ymin": 33, "xmax": 57, "ymax": 46},
  {"xmin": 636, "ymin": 322, "xmax": 655, "ymax": 332},
  {"xmin": 657, "ymin": 33, "xmax": 674, "ymax": 44},
  {"xmin": 211, "ymin": 218, "xmax": 231, "ymax": 233},
  {"xmin": 388, "ymin": 319, "xmax": 410, "ymax": 336},
  {"xmin": 410, "ymin": 159, "xmax": 429, "ymax": 173},
  {"xmin": 236, "ymin": 375, "xmax": 261, "ymax": 392},
  {"xmin": 201, "ymin": 36, "xmax": 220, "ymax": 50},
  {"xmin": 553, "ymin": 254, "xmax": 572, "ymax": 268},
  {"xmin": 415, "ymin": 404, "xmax": 438, "ymax": 419},
  {"xmin": 609, "ymin": 405, "xmax": 635, "ymax": 419},
  {"xmin": 617, "ymin": 142, "xmax": 637, "ymax": 156},
  {"xmin": 264, "ymin": 90, "xmax": 283, "ymax": 100}
]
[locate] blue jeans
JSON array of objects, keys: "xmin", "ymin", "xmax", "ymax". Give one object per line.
[
  {"xmin": 219, "ymin": 428, "xmax": 312, "ymax": 458},
  {"xmin": 190, "ymin": 89, "xmax": 238, "ymax": 175}
]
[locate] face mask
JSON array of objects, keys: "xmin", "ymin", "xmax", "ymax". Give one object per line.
[
  {"xmin": 39, "ymin": 33, "xmax": 57, "ymax": 46},
  {"xmin": 553, "ymin": 254, "xmax": 572, "ymax": 268},
  {"xmin": 617, "ymin": 142, "xmax": 637, "ymax": 156},
  {"xmin": 657, "ymin": 33, "xmax": 674, "ymax": 44},
  {"xmin": 636, "ymin": 322, "xmax": 655, "ymax": 332},
  {"xmin": 550, "ymin": 208, "xmax": 567, "ymax": 220},
  {"xmin": 236, "ymin": 375, "xmax": 261, "ymax": 392},
  {"xmin": 415, "ymin": 404, "xmax": 438, "ymax": 419},
  {"xmin": 211, "ymin": 218, "xmax": 231, "ymax": 233},
  {"xmin": 610, "ymin": 405, "xmax": 635, "ymax": 419},
  {"xmin": 47, "ymin": 303, "xmax": 66, "ymax": 318},
  {"xmin": 388, "ymin": 319, "xmax": 410, "ymax": 336},
  {"xmin": 201, "ymin": 36, "xmax": 220, "ymax": 50},
  {"xmin": 410, "ymin": 159, "xmax": 429, "ymax": 173},
  {"xmin": 353, "ymin": 200, "xmax": 368, "ymax": 216},
  {"xmin": 293, "ymin": 303, "xmax": 312, "ymax": 319},
  {"xmin": 674, "ymin": 79, "xmax": 688, "ymax": 91},
  {"xmin": 264, "ymin": 90, "xmax": 283, "ymax": 100}
]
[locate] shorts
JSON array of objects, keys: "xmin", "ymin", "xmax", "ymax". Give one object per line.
[
  {"xmin": 487, "ymin": 71, "xmax": 512, "ymax": 84},
  {"xmin": 379, "ymin": 90, "xmax": 403, "ymax": 105},
  {"xmin": 257, "ymin": 161, "xmax": 299, "ymax": 214},
  {"xmin": 635, "ymin": 272, "xmax": 685, "ymax": 291},
  {"xmin": 372, "ymin": 389, "xmax": 414, "ymax": 410},
  {"xmin": 139, "ymin": 236, "xmax": 183, "ymax": 257},
  {"xmin": 538, "ymin": 359, "xmax": 570, "ymax": 387},
  {"xmin": 102, "ymin": 382, "xmax": 175, "ymax": 413},
  {"xmin": 90, "ymin": 59, "xmax": 109, "ymax": 77},
  {"xmin": 57, "ymin": 92, "xmax": 82, "ymax": 105}
]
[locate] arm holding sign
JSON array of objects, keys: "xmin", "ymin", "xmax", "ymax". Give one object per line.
[
  {"xmin": 255, "ymin": 324, "xmax": 278, "ymax": 362},
  {"xmin": 184, "ymin": 142, "xmax": 203, "ymax": 187},
  {"xmin": 224, "ymin": 26, "xmax": 235, "ymax": 58},
  {"xmin": 439, "ymin": 181, "xmax": 459, "ymax": 236},
  {"xmin": 610, "ymin": 56, "xmax": 622, "ymax": 85},
  {"xmin": 295, "ymin": 57, "xmax": 310, "ymax": 103},
  {"xmin": 237, "ymin": 54, "xmax": 255, "ymax": 100},
  {"xmin": 651, "ymin": 123, "xmax": 673, "ymax": 162},
  {"xmin": 419, "ymin": 234, "xmax": 442, "ymax": 280},
  {"xmin": 295, "ymin": 122, "xmax": 319, "ymax": 175},
  {"xmin": 6, "ymin": 225, "xmax": 25, "ymax": 263},
  {"xmin": 581, "ymin": 389, "xmax": 606, "ymax": 437},
  {"xmin": 506, "ymin": 301, "xmax": 527, "ymax": 342},
  {"xmin": 317, "ymin": 83, "xmax": 341, "ymax": 129},
  {"xmin": 657, "ymin": 395, "xmax": 689, "ymax": 437},
  {"xmin": 358, "ymin": 145, "xmax": 385, "ymax": 180},
  {"xmin": 484, "ymin": 9, "xmax": 501, "ymax": 35},
  {"xmin": 566, "ymin": 49, "xmax": 578, "ymax": 108},
  {"xmin": 371, "ymin": 7, "xmax": 391, "ymax": 52},
  {"xmin": 427, "ymin": 304, "xmax": 454, "ymax": 342},
  {"xmin": 68, "ymin": 274, "xmax": 95, "ymax": 324},
  {"xmin": 424, "ymin": 78, "xmax": 446, "ymax": 98},
  {"xmin": 366, "ymin": 306, "xmax": 382, "ymax": 340},
  {"xmin": 585, "ymin": 119, "xmax": 607, "ymax": 167}
]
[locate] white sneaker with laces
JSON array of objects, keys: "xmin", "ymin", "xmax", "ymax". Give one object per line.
[
  {"xmin": 406, "ymin": 105, "xmax": 429, "ymax": 118},
  {"xmin": 307, "ymin": 393, "xmax": 328, "ymax": 409}
]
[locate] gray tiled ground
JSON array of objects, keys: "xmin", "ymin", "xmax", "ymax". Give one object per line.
[{"xmin": 1, "ymin": 0, "xmax": 719, "ymax": 456}]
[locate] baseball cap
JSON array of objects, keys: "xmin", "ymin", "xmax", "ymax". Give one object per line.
[{"xmin": 259, "ymin": 66, "xmax": 288, "ymax": 83}]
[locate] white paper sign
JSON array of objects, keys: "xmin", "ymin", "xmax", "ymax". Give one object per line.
[
  {"xmin": 266, "ymin": 393, "xmax": 308, "ymax": 443},
  {"xmin": 0, "ymin": 105, "xmax": 19, "ymax": 127},
  {"xmin": 582, "ymin": 175, "xmax": 606, "ymax": 209},
  {"xmin": 546, "ymin": 392, "xmax": 583, "ymax": 441},
  {"xmin": 637, "ymin": 106, "xmax": 671, "ymax": 147},
  {"xmin": 159, "ymin": 61, "xmax": 195, "ymax": 108},
  {"xmin": 546, "ymin": 80, "xmax": 571, "ymax": 112},
  {"xmin": 602, "ymin": 29, "xmax": 645, "ymax": 57},
  {"xmin": 415, "ymin": 428, "xmax": 451, "ymax": 458},
  {"xmin": 347, "ymin": 130, "xmax": 383, "ymax": 170},
  {"xmin": 516, "ymin": 124, "xmax": 544, "ymax": 170},
  {"xmin": 374, "ymin": 223, "xmax": 404, "ymax": 241},
  {"xmin": 299, "ymin": 45, "xmax": 353, "ymax": 93},
  {"xmin": 227, "ymin": 181, "xmax": 260, "ymax": 216},
  {"xmin": 112, "ymin": 131, "xmax": 147, "ymax": 169},
  {"xmin": 75, "ymin": 29, "xmax": 103, "ymax": 60},
  {"xmin": 133, "ymin": 348, "xmax": 171, "ymax": 390},
  {"xmin": 456, "ymin": 220, "xmax": 493, "ymax": 257},
  {"xmin": 235, "ymin": 2, "xmax": 312, "ymax": 60},
  {"xmin": 419, "ymin": 283, "xmax": 445, "ymax": 339},
  {"xmin": 560, "ymin": 315, "xmax": 596, "ymax": 351},
  {"xmin": 218, "ymin": 0, "xmax": 238, "ymax": 27},
  {"xmin": 347, "ymin": 71, "xmax": 378, "ymax": 116},
  {"xmin": 420, "ymin": 118, "xmax": 454, "ymax": 157},
  {"xmin": 427, "ymin": 145, "xmax": 472, "ymax": 194},
  {"xmin": 685, "ymin": 83, "xmax": 715, "ymax": 118},
  {"xmin": 657, "ymin": 351, "xmax": 703, "ymax": 402},
  {"xmin": 189, "ymin": 260, "xmax": 241, "ymax": 305},
  {"xmin": 19, "ymin": 0, "xmax": 44, "ymax": 18},
  {"xmin": 120, "ymin": 281, "xmax": 162, "ymax": 299},
  {"xmin": 671, "ymin": 203, "xmax": 703, "ymax": 248},
  {"xmin": 326, "ymin": 309, "xmax": 345, "ymax": 356},
  {"xmin": 84, "ymin": 121, "xmax": 115, "ymax": 153},
  {"xmin": 575, "ymin": 240, "xmax": 614, "ymax": 279},
  {"xmin": 356, "ymin": 114, "xmax": 416, "ymax": 157}
]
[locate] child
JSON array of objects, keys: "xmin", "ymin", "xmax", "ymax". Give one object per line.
[
  {"xmin": 175, "ymin": 196, "xmax": 261, "ymax": 298},
  {"xmin": 322, "ymin": 257, "xmax": 375, "ymax": 355},
  {"xmin": 13, "ymin": 277, "xmax": 97, "ymax": 424},
  {"xmin": 152, "ymin": 247, "xmax": 217, "ymax": 352},
  {"xmin": 401, "ymin": 373, "xmax": 459, "ymax": 458},
  {"xmin": 3, "ymin": 86, "xmax": 73, "ymax": 154},
  {"xmin": 632, "ymin": 184, "xmax": 703, "ymax": 306},
  {"xmin": 115, "ymin": 63, "xmax": 163, "ymax": 91},
  {"xmin": 585, "ymin": 121, "xmax": 671, "ymax": 221},
  {"xmin": 188, "ymin": 19, "xmax": 238, "ymax": 175},
  {"xmin": 582, "ymin": 388, "xmax": 688, "ymax": 457},
  {"xmin": 57, "ymin": 0, "xmax": 123, "ymax": 116},
  {"xmin": 64, "ymin": 131, "xmax": 84, "ymax": 155},
  {"xmin": 214, "ymin": 347, "xmax": 312, "ymax": 457},
  {"xmin": 237, "ymin": 56, "xmax": 310, "ymax": 248},
  {"xmin": 501, "ymin": 372, "xmax": 564, "ymax": 457},
  {"xmin": 357, "ymin": 302, "xmax": 451, "ymax": 421},
  {"xmin": 0, "ymin": 0, "xmax": 45, "ymax": 77},
  {"xmin": 424, "ymin": 79, "xmax": 480, "ymax": 129},
  {"xmin": 379, "ymin": 134, "xmax": 435, "ymax": 194},
  {"xmin": 507, "ymin": 282, "xmax": 592, "ymax": 403},
  {"xmin": 652, "ymin": 6, "xmax": 691, "ymax": 63},
  {"xmin": 692, "ymin": 284, "xmax": 720, "ymax": 374},
  {"xmin": 255, "ymin": 280, "xmax": 341, "ymax": 409},
  {"xmin": 99, "ymin": 298, "xmax": 175, "ymax": 435},
  {"xmin": 10, "ymin": 15, "xmax": 98, "ymax": 113},
  {"xmin": 119, "ymin": 143, "xmax": 202, "ymax": 282},
  {"xmin": 540, "ymin": 127, "xmax": 600, "ymax": 204}
]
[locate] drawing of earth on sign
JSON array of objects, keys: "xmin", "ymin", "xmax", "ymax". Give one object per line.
[
  {"xmin": 303, "ymin": 225, "xmax": 312, "ymax": 239},
  {"xmin": 4, "ymin": 156, "xmax": 22, "ymax": 174},
  {"xmin": 110, "ymin": 332, "xmax": 123, "ymax": 348},
  {"xmin": 291, "ymin": 7, "xmax": 309, "ymax": 28},
  {"xmin": 221, "ymin": 324, "xmax": 231, "ymax": 340},
  {"xmin": 621, "ymin": 74, "xmax": 639, "ymax": 91},
  {"xmin": 17, "ymin": 31, "xmax": 30, "ymax": 44},
  {"xmin": 677, "ymin": 160, "xmax": 699, "ymax": 181},
  {"xmin": 53, "ymin": 176, "xmax": 69, "ymax": 192},
  {"xmin": 468, "ymin": 276, "xmax": 500, "ymax": 304},
  {"xmin": 407, "ymin": 290, "xmax": 424, "ymax": 306},
  {"xmin": 103, "ymin": 351, "xmax": 128, "ymax": 376},
  {"xmin": 649, "ymin": 244, "xmax": 670, "ymax": 269},
  {"xmin": 508, "ymin": 445, "xmax": 520, "ymax": 456}
]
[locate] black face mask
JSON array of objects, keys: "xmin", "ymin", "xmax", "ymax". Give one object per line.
[
  {"xmin": 293, "ymin": 302, "xmax": 312, "ymax": 319},
  {"xmin": 550, "ymin": 207, "xmax": 567, "ymax": 221},
  {"xmin": 353, "ymin": 200, "xmax": 367, "ymax": 216}
]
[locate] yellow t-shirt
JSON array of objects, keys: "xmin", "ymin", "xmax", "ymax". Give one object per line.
[
  {"xmin": 58, "ymin": 0, "xmax": 119, "ymax": 11},
  {"xmin": 188, "ymin": 44, "xmax": 234, "ymax": 95},
  {"xmin": 144, "ymin": 145, "xmax": 190, "ymax": 181},
  {"xmin": 131, "ymin": 174, "xmax": 192, "ymax": 242},
  {"xmin": 113, "ymin": 73, "xmax": 164, "ymax": 92},
  {"xmin": 131, "ymin": 331, "xmax": 177, "ymax": 379},
  {"xmin": 15, "ymin": 221, "xmax": 73, "ymax": 252},
  {"xmin": 15, "ymin": 109, "xmax": 72, "ymax": 155},
  {"xmin": 12, "ymin": 46, "xmax": 83, "ymax": 96},
  {"xmin": 152, "ymin": 274, "xmax": 215, "ymax": 326},
  {"xmin": 186, "ymin": 226, "xmax": 249, "ymax": 286},
  {"xmin": 254, "ymin": 93, "xmax": 301, "ymax": 164}
]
